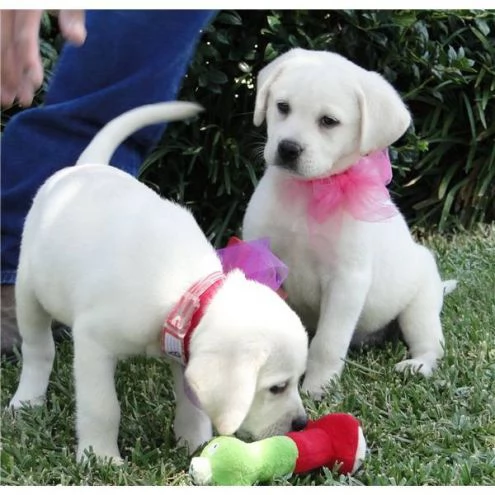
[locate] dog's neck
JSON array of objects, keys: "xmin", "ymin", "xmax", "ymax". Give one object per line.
[
  {"xmin": 161, "ymin": 271, "xmax": 226, "ymax": 365},
  {"xmin": 329, "ymin": 151, "xmax": 363, "ymax": 176},
  {"xmin": 280, "ymin": 149, "xmax": 398, "ymax": 224}
]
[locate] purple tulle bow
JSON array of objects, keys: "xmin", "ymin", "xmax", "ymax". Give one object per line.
[{"xmin": 217, "ymin": 237, "xmax": 288, "ymax": 292}]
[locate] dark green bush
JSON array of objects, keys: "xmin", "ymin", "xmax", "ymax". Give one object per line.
[{"xmin": 3, "ymin": 10, "xmax": 494, "ymax": 245}]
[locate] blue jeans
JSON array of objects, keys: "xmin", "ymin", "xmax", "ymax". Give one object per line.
[{"xmin": 1, "ymin": 10, "xmax": 215, "ymax": 284}]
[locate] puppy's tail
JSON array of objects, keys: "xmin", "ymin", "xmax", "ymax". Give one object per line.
[
  {"xmin": 76, "ymin": 101, "xmax": 203, "ymax": 165},
  {"xmin": 442, "ymin": 279, "xmax": 458, "ymax": 296}
]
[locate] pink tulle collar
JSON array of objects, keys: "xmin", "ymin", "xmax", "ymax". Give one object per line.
[
  {"xmin": 283, "ymin": 149, "xmax": 399, "ymax": 224},
  {"xmin": 214, "ymin": 152, "xmax": 398, "ymax": 295}
]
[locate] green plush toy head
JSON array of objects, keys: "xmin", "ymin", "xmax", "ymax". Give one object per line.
[{"xmin": 189, "ymin": 435, "xmax": 298, "ymax": 486}]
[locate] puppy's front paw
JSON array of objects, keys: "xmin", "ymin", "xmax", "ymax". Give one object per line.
[
  {"xmin": 301, "ymin": 370, "xmax": 339, "ymax": 400},
  {"xmin": 176, "ymin": 428, "xmax": 212, "ymax": 454},
  {"xmin": 395, "ymin": 359, "xmax": 434, "ymax": 377},
  {"xmin": 8, "ymin": 395, "xmax": 45, "ymax": 410},
  {"xmin": 175, "ymin": 414, "xmax": 212, "ymax": 454},
  {"xmin": 77, "ymin": 446, "xmax": 124, "ymax": 465}
]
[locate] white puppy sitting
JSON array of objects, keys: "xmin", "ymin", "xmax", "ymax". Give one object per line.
[
  {"xmin": 9, "ymin": 102, "xmax": 309, "ymax": 463},
  {"xmin": 242, "ymin": 49, "xmax": 455, "ymax": 399}
]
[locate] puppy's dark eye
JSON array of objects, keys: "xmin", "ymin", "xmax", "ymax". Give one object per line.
[
  {"xmin": 320, "ymin": 115, "xmax": 339, "ymax": 128},
  {"xmin": 269, "ymin": 382, "xmax": 289, "ymax": 395},
  {"xmin": 277, "ymin": 101, "xmax": 290, "ymax": 115}
]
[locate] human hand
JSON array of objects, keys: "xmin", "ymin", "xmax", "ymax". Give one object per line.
[{"xmin": 1, "ymin": 10, "xmax": 86, "ymax": 109}]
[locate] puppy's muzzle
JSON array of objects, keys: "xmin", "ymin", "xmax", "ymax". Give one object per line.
[{"xmin": 277, "ymin": 139, "xmax": 303, "ymax": 171}]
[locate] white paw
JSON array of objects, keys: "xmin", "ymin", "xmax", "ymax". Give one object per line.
[
  {"xmin": 176, "ymin": 431, "xmax": 211, "ymax": 454},
  {"xmin": 107, "ymin": 455, "xmax": 124, "ymax": 466},
  {"xmin": 8, "ymin": 395, "xmax": 45, "ymax": 410},
  {"xmin": 175, "ymin": 418, "xmax": 212, "ymax": 454},
  {"xmin": 77, "ymin": 446, "xmax": 123, "ymax": 465},
  {"xmin": 395, "ymin": 359, "xmax": 433, "ymax": 377},
  {"xmin": 301, "ymin": 370, "xmax": 340, "ymax": 400},
  {"xmin": 442, "ymin": 279, "xmax": 458, "ymax": 296}
]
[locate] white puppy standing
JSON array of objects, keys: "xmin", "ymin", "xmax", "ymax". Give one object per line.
[
  {"xmin": 9, "ymin": 102, "xmax": 309, "ymax": 463},
  {"xmin": 243, "ymin": 49, "xmax": 455, "ymax": 399}
]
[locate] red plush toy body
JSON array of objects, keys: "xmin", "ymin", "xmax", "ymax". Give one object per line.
[{"xmin": 287, "ymin": 413, "xmax": 365, "ymax": 475}]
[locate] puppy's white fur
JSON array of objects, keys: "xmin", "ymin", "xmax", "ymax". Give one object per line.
[
  {"xmin": 9, "ymin": 102, "xmax": 308, "ymax": 462},
  {"xmin": 243, "ymin": 49, "xmax": 455, "ymax": 399}
]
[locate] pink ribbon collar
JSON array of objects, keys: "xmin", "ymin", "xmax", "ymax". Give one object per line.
[{"xmin": 284, "ymin": 149, "xmax": 398, "ymax": 224}]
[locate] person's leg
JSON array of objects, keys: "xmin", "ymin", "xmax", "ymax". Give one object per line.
[{"xmin": 1, "ymin": 10, "xmax": 216, "ymax": 356}]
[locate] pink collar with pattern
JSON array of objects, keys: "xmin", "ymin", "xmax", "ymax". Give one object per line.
[{"xmin": 162, "ymin": 271, "xmax": 225, "ymax": 365}]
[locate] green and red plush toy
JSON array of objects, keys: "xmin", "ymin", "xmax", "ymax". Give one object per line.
[{"xmin": 189, "ymin": 413, "xmax": 366, "ymax": 486}]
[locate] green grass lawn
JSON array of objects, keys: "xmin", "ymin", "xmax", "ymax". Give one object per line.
[{"xmin": 1, "ymin": 225, "xmax": 494, "ymax": 486}]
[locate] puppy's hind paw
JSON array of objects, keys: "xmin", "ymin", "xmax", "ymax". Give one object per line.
[
  {"xmin": 442, "ymin": 279, "xmax": 458, "ymax": 296},
  {"xmin": 394, "ymin": 359, "xmax": 433, "ymax": 377}
]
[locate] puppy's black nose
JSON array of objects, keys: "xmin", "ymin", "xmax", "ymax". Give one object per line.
[
  {"xmin": 278, "ymin": 139, "xmax": 303, "ymax": 164},
  {"xmin": 291, "ymin": 415, "xmax": 308, "ymax": 432}
]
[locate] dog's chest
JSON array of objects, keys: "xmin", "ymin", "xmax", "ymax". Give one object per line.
[
  {"xmin": 267, "ymin": 211, "xmax": 351, "ymax": 324},
  {"xmin": 244, "ymin": 168, "xmax": 378, "ymax": 326},
  {"xmin": 244, "ymin": 173, "xmax": 345, "ymax": 323}
]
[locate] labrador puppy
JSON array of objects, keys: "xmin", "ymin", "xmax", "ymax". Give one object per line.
[
  {"xmin": 9, "ymin": 102, "xmax": 308, "ymax": 463},
  {"xmin": 242, "ymin": 49, "xmax": 455, "ymax": 399}
]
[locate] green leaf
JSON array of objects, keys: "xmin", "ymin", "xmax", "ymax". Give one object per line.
[
  {"xmin": 438, "ymin": 159, "xmax": 462, "ymax": 200},
  {"xmin": 477, "ymin": 145, "xmax": 495, "ymax": 197},
  {"xmin": 216, "ymin": 11, "xmax": 242, "ymax": 26},
  {"xmin": 461, "ymin": 92, "xmax": 477, "ymax": 141},
  {"xmin": 215, "ymin": 31, "xmax": 230, "ymax": 45},
  {"xmin": 439, "ymin": 180, "xmax": 466, "ymax": 229},
  {"xmin": 267, "ymin": 15, "xmax": 281, "ymax": 31},
  {"xmin": 198, "ymin": 72, "xmax": 208, "ymax": 87},
  {"xmin": 474, "ymin": 18, "xmax": 490, "ymax": 37},
  {"xmin": 207, "ymin": 69, "xmax": 228, "ymax": 85}
]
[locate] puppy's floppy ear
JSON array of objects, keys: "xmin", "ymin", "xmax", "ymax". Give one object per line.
[
  {"xmin": 185, "ymin": 347, "xmax": 267, "ymax": 435},
  {"xmin": 357, "ymin": 71, "xmax": 412, "ymax": 155},
  {"xmin": 254, "ymin": 48, "xmax": 308, "ymax": 127}
]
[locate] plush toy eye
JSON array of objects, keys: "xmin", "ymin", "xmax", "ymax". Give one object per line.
[
  {"xmin": 269, "ymin": 382, "xmax": 289, "ymax": 395},
  {"xmin": 206, "ymin": 442, "xmax": 219, "ymax": 455},
  {"xmin": 277, "ymin": 101, "xmax": 290, "ymax": 115},
  {"xmin": 320, "ymin": 115, "xmax": 339, "ymax": 128}
]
